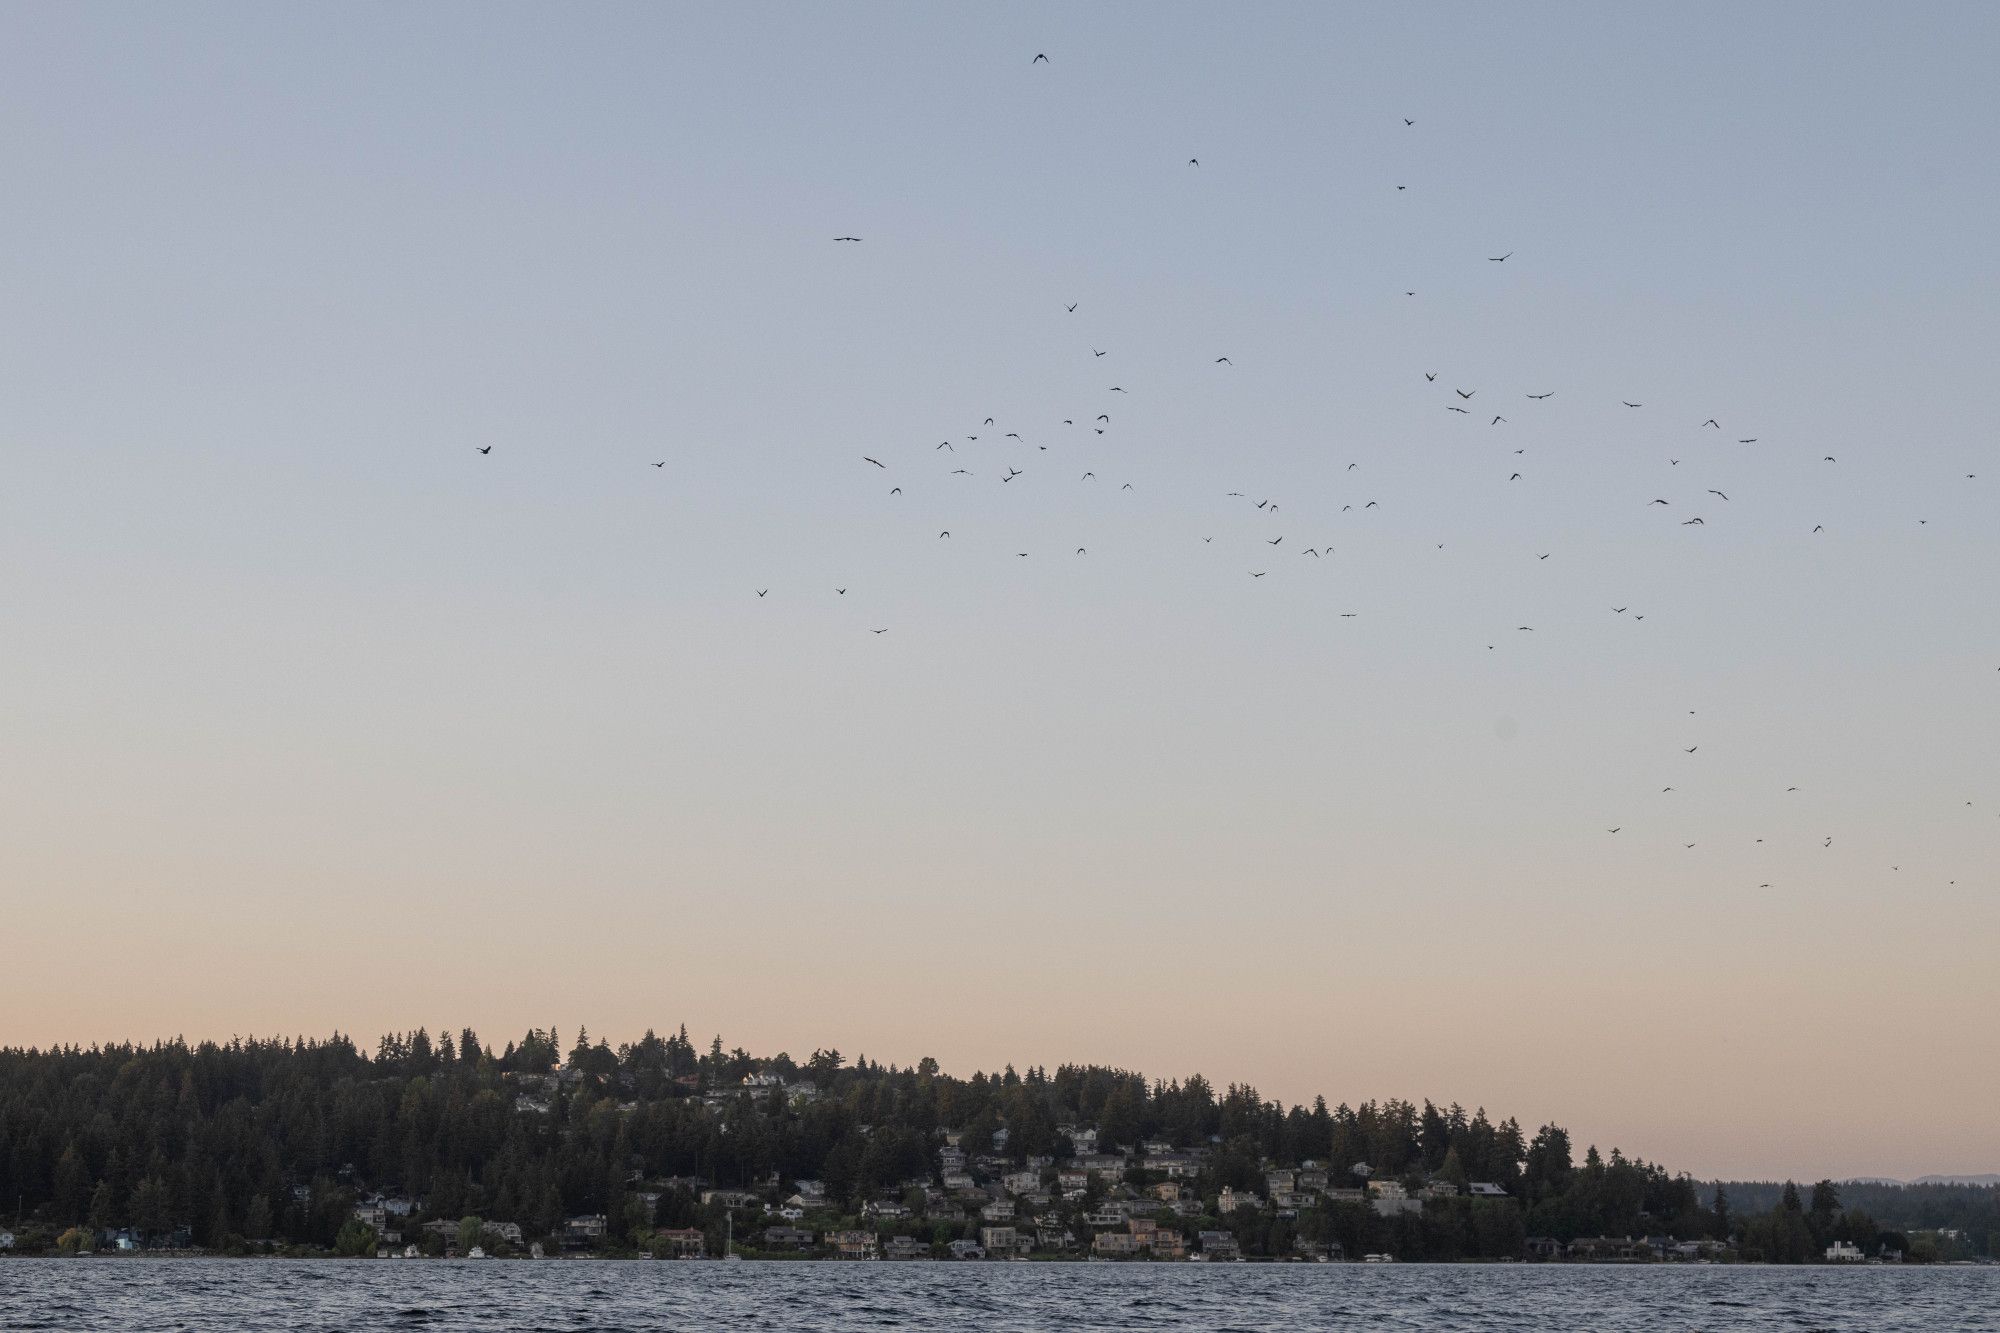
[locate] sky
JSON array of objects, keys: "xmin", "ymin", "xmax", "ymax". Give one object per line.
[{"xmin": 2, "ymin": 2, "xmax": 1997, "ymax": 1182}]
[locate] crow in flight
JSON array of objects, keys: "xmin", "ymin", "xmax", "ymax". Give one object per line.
[
  {"xmin": 1527, "ymin": 392, "xmax": 1553, "ymax": 399},
  {"xmin": 1215, "ymin": 357, "xmax": 1232, "ymax": 365},
  {"xmin": 1033, "ymin": 53, "xmax": 1048, "ymax": 63},
  {"xmin": 477, "ymin": 445, "xmax": 492, "ymax": 454},
  {"xmin": 651, "ymin": 461, "xmax": 666, "ymax": 468},
  {"xmin": 1456, "ymin": 389, "xmax": 1475, "ymax": 399},
  {"xmin": 863, "ymin": 457, "xmax": 885, "ymax": 468},
  {"xmin": 1489, "ymin": 252, "xmax": 1512, "ymax": 262},
  {"xmin": 834, "ymin": 236, "xmax": 861, "ymax": 242}
]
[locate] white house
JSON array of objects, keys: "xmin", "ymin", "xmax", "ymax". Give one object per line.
[{"xmin": 1825, "ymin": 1240, "xmax": 1866, "ymax": 1262}]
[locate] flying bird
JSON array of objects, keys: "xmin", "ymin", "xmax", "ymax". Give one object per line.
[
  {"xmin": 1425, "ymin": 372, "xmax": 1437, "ymax": 382},
  {"xmin": 476, "ymin": 446, "xmax": 492, "ymax": 454},
  {"xmin": 1456, "ymin": 389, "xmax": 1475, "ymax": 399},
  {"xmin": 872, "ymin": 628, "xmax": 889, "ymax": 634},
  {"xmin": 756, "ymin": 590, "xmax": 768, "ymax": 598},
  {"xmin": 1708, "ymin": 490, "xmax": 1729, "ymax": 500},
  {"xmin": 1492, "ymin": 416, "xmax": 1507, "ymax": 425},
  {"xmin": 834, "ymin": 236, "xmax": 862, "ymax": 242},
  {"xmin": 1623, "ymin": 401, "xmax": 1642, "ymax": 408},
  {"xmin": 863, "ymin": 456, "xmax": 885, "ymax": 468},
  {"xmin": 1032, "ymin": 53, "xmax": 1048, "ymax": 63},
  {"xmin": 651, "ymin": 461, "xmax": 666, "ymax": 468},
  {"xmin": 1215, "ymin": 357, "xmax": 1233, "ymax": 365},
  {"xmin": 1188, "ymin": 158, "xmax": 1199, "ymax": 167},
  {"xmin": 1527, "ymin": 392, "xmax": 1553, "ymax": 399},
  {"xmin": 1703, "ymin": 419, "xmax": 1720, "ymax": 428},
  {"xmin": 1488, "ymin": 252, "xmax": 1513, "ymax": 262},
  {"xmin": 1066, "ymin": 302, "xmax": 1078, "ymax": 313}
]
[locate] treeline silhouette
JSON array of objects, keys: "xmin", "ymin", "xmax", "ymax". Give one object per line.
[{"xmin": 0, "ymin": 1027, "xmax": 1972, "ymax": 1260}]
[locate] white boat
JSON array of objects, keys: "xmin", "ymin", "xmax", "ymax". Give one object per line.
[
  {"xmin": 467, "ymin": 1246, "xmax": 487, "ymax": 1259},
  {"xmin": 1363, "ymin": 1253, "xmax": 1395, "ymax": 1263}
]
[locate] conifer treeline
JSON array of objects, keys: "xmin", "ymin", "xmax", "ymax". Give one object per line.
[{"xmin": 0, "ymin": 1025, "xmax": 1973, "ymax": 1260}]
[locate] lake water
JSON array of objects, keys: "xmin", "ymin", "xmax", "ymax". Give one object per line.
[{"xmin": 2, "ymin": 1259, "xmax": 1995, "ymax": 1331}]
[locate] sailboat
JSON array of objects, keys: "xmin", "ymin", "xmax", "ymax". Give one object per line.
[{"xmin": 723, "ymin": 1211, "xmax": 742, "ymax": 1261}]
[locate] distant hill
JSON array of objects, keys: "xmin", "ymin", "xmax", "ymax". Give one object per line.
[{"xmin": 1837, "ymin": 1174, "xmax": 2000, "ymax": 1187}]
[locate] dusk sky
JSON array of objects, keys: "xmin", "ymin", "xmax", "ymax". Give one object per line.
[{"xmin": 4, "ymin": 3, "xmax": 1996, "ymax": 1182}]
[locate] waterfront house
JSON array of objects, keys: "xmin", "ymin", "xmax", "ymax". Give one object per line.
[
  {"xmin": 656, "ymin": 1227, "xmax": 706, "ymax": 1259},
  {"xmin": 1525, "ymin": 1236, "xmax": 1565, "ymax": 1260},
  {"xmin": 980, "ymin": 1225, "xmax": 1022, "ymax": 1256},
  {"xmin": 1198, "ymin": 1231, "xmax": 1241, "ymax": 1261},
  {"xmin": 947, "ymin": 1239, "xmax": 985, "ymax": 1260},
  {"xmin": 761, "ymin": 1226, "xmax": 815, "ymax": 1250},
  {"xmin": 564, "ymin": 1214, "xmax": 608, "ymax": 1245},
  {"xmin": 828, "ymin": 1230, "xmax": 879, "ymax": 1260},
  {"xmin": 1567, "ymin": 1235, "xmax": 1648, "ymax": 1261},
  {"xmin": 885, "ymin": 1235, "xmax": 929, "ymax": 1260},
  {"xmin": 1826, "ymin": 1240, "xmax": 1865, "ymax": 1262},
  {"xmin": 1092, "ymin": 1230, "xmax": 1142, "ymax": 1257}
]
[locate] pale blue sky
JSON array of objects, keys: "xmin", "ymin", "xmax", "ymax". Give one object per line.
[{"xmin": 3, "ymin": 3, "xmax": 1996, "ymax": 1178}]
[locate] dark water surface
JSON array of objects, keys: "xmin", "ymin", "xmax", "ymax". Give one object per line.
[{"xmin": 2, "ymin": 1259, "xmax": 1995, "ymax": 1331}]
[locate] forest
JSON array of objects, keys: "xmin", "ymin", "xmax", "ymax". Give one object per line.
[{"xmin": 0, "ymin": 1027, "xmax": 1987, "ymax": 1261}]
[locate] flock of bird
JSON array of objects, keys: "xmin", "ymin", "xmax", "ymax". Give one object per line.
[{"xmin": 470, "ymin": 53, "xmax": 1985, "ymax": 890}]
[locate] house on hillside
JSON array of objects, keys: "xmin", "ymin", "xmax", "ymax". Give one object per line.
[{"xmin": 656, "ymin": 1227, "xmax": 706, "ymax": 1259}]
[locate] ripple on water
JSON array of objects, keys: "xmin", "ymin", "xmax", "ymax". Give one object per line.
[{"xmin": 1, "ymin": 1260, "xmax": 1997, "ymax": 1333}]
